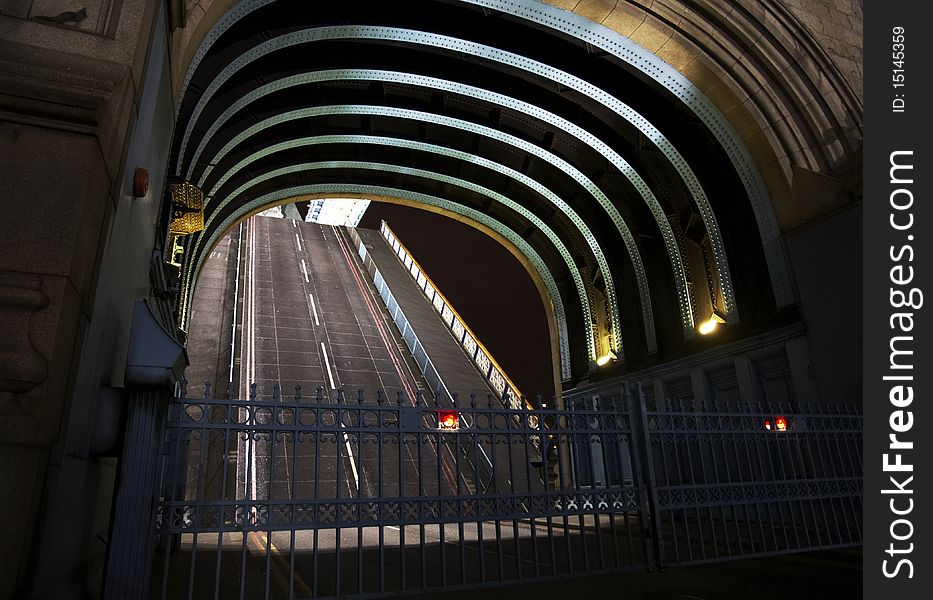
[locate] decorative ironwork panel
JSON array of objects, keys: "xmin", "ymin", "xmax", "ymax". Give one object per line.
[
  {"xmin": 643, "ymin": 392, "xmax": 863, "ymax": 567},
  {"xmin": 152, "ymin": 386, "xmax": 652, "ymax": 599}
]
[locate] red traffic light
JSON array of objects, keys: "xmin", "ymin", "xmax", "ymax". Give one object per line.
[
  {"xmin": 438, "ymin": 410, "xmax": 459, "ymax": 430},
  {"xmin": 764, "ymin": 415, "xmax": 790, "ymax": 432}
]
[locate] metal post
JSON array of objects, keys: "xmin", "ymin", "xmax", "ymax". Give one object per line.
[
  {"xmin": 627, "ymin": 381, "xmax": 665, "ymax": 571},
  {"xmin": 103, "ymin": 386, "xmax": 172, "ymax": 599}
]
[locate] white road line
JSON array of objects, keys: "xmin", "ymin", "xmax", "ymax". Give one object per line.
[
  {"xmin": 320, "ymin": 342, "xmax": 336, "ymax": 390},
  {"xmin": 300, "ymin": 258, "xmax": 309, "ymax": 282},
  {"xmin": 309, "ymin": 293, "xmax": 320, "ymax": 326},
  {"xmin": 342, "ymin": 431, "xmax": 360, "ymax": 493},
  {"xmin": 291, "ymin": 219, "xmax": 296, "ymax": 227},
  {"xmin": 295, "ymin": 233, "xmax": 302, "ymax": 252}
]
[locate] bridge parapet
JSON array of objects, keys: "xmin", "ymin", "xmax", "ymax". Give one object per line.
[{"xmin": 373, "ymin": 221, "xmax": 525, "ymax": 408}]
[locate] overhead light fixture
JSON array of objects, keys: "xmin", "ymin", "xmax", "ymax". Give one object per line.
[
  {"xmin": 596, "ymin": 349, "xmax": 617, "ymax": 366},
  {"xmin": 698, "ymin": 311, "xmax": 726, "ymax": 335}
]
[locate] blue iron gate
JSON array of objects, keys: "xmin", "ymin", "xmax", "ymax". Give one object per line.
[{"xmin": 150, "ymin": 382, "xmax": 861, "ymax": 599}]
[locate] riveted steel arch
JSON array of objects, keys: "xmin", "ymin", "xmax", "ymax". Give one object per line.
[
  {"xmin": 191, "ymin": 156, "xmax": 600, "ymax": 360},
  {"xmin": 196, "ymin": 131, "xmax": 638, "ymax": 359},
  {"xmin": 175, "ymin": 24, "xmax": 735, "ymax": 324},
  {"xmin": 188, "ymin": 69, "xmax": 695, "ymax": 337},
  {"xmin": 178, "ymin": 1, "xmax": 788, "ymax": 312},
  {"xmin": 188, "ymin": 101, "xmax": 646, "ymax": 354}
]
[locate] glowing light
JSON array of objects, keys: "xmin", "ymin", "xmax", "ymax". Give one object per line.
[
  {"xmin": 698, "ymin": 312, "xmax": 726, "ymax": 335},
  {"xmin": 765, "ymin": 416, "xmax": 790, "ymax": 432},
  {"xmin": 596, "ymin": 349, "xmax": 617, "ymax": 367},
  {"xmin": 438, "ymin": 410, "xmax": 459, "ymax": 430}
]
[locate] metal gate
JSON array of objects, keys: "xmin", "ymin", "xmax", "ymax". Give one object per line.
[{"xmin": 150, "ymin": 383, "xmax": 861, "ymax": 599}]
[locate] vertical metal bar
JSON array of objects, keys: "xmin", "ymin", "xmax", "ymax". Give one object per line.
[
  {"xmin": 674, "ymin": 406, "xmax": 707, "ymax": 560},
  {"xmin": 311, "ymin": 392, "xmax": 322, "ymax": 599},
  {"xmin": 398, "ymin": 393, "xmax": 406, "ymax": 592},
  {"xmin": 239, "ymin": 402, "xmax": 256, "ymax": 600},
  {"xmin": 289, "ymin": 436, "xmax": 297, "ymax": 600},
  {"xmin": 214, "ymin": 403, "xmax": 234, "ymax": 600},
  {"xmin": 187, "ymin": 416, "xmax": 208, "ymax": 600},
  {"xmin": 356, "ymin": 397, "xmax": 364, "ymax": 595},
  {"xmin": 540, "ymin": 402, "xmax": 557, "ymax": 577},
  {"xmin": 264, "ymin": 403, "xmax": 276, "ymax": 600},
  {"xmin": 781, "ymin": 426, "xmax": 805, "ymax": 552},
  {"xmin": 693, "ymin": 424, "xmax": 718, "ymax": 561},
  {"xmin": 377, "ymin": 392, "xmax": 385, "ymax": 595},
  {"xmin": 656, "ymin": 419, "xmax": 678, "ymax": 564},
  {"xmin": 471, "ymin": 396, "xmax": 486, "ymax": 583},
  {"xmin": 707, "ymin": 415, "xmax": 731, "ymax": 559},
  {"xmin": 335, "ymin": 394, "xmax": 343, "ymax": 598},
  {"xmin": 773, "ymin": 426, "xmax": 794, "ymax": 552},
  {"xmin": 489, "ymin": 397, "xmax": 505, "ymax": 582},
  {"xmin": 524, "ymin": 404, "xmax": 540, "ymax": 578},
  {"xmin": 738, "ymin": 418, "xmax": 761, "ymax": 553},
  {"xmin": 418, "ymin": 429, "xmax": 426, "ymax": 590},
  {"xmin": 596, "ymin": 409, "xmax": 621, "ymax": 570},
  {"xmin": 455, "ymin": 411, "xmax": 466, "ymax": 586},
  {"xmin": 437, "ymin": 429, "xmax": 446, "ymax": 588},
  {"xmin": 575, "ymin": 401, "xmax": 591, "ymax": 574},
  {"xmin": 507, "ymin": 422, "xmax": 522, "ymax": 579},
  {"xmin": 759, "ymin": 426, "xmax": 782, "ymax": 552},
  {"xmin": 724, "ymin": 417, "xmax": 744, "ymax": 556},
  {"xmin": 628, "ymin": 382, "xmax": 664, "ymax": 571},
  {"xmin": 591, "ymin": 400, "xmax": 608, "ymax": 570},
  {"xmin": 554, "ymin": 418, "xmax": 572, "ymax": 574},
  {"xmin": 618, "ymin": 395, "xmax": 641, "ymax": 569}
]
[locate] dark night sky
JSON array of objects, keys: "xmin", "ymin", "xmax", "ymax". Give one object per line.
[{"xmin": 356, "ymin": 202, "xmax": 556, "ymax": 399}]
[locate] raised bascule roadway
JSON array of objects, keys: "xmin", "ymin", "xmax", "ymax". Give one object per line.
[{"xmin": 169, "ymin": 215, "xmax": 545, "ymax": 597}]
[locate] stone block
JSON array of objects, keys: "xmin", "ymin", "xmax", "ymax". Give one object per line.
[{"xmin": 599, "ymin": 2, "xmax": 646, "ymax": 37}]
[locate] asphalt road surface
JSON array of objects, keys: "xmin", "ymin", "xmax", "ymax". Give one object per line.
[{"xmin": 232, "ymin": 216, "xmax": 481, "ymax": 507}]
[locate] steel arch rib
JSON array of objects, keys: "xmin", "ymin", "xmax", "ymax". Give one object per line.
[
  {"xmin": 192, "ymin": 157, "xmax": 599, "ymax": 360},
  {"xmin": 188, "ymin": 69, "xmax": 694, "ymax": 337},
  {"xmin": 190, "ymin": 103, "xmax": 647, "ymax": 354},
  {"xmin": 175, "ymin": 24, "xmax": 736, "ymax": 323},
  {"xmin": 179, "ymin": 0, "xmax": 790, "ymax": 311},
  {"xmin": 183, "ymin": 183, "xmax": 574, "ymax": 378}
]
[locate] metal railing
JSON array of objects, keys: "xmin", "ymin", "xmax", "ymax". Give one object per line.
[
  {"xmin": 148, "ymin": 383, "xmax": 861, "ymax": 599},
  {"xmin": 642, "ymin": 392, "xmax": 863, "ymax": 567},
  {"xmin": 153, "ymin": 384, "xmax": 650, "ymax": 599},
  {"xmin": 345, "ymin": 227, "xmax": 454, "ymax": 407},
  {"xmin": 377, "ymin": 221, "xmax": 525, "ymax": 407}
]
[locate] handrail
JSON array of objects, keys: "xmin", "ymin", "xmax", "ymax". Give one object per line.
[{"xmin": 378, "ymin": 220, "xmax": 529, "ymax": 409}]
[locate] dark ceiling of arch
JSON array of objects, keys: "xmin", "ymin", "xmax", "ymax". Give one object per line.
[{"xmin": 171, "ymin": 0, "xmax": 778, "ymax": 383}]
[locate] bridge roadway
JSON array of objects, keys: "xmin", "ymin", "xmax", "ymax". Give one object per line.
[
  {"xmin": 173, "ymin": 215, "xmax": 546, "ymax": 597},
  {"xmin": 234, "ymin": 215, "xmax": 476, "ymax": 504}
]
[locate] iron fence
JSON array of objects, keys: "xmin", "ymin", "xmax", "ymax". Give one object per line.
[{"xmin": 150, "ymin": 383, "xmax": 861, "ymax": 599}]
